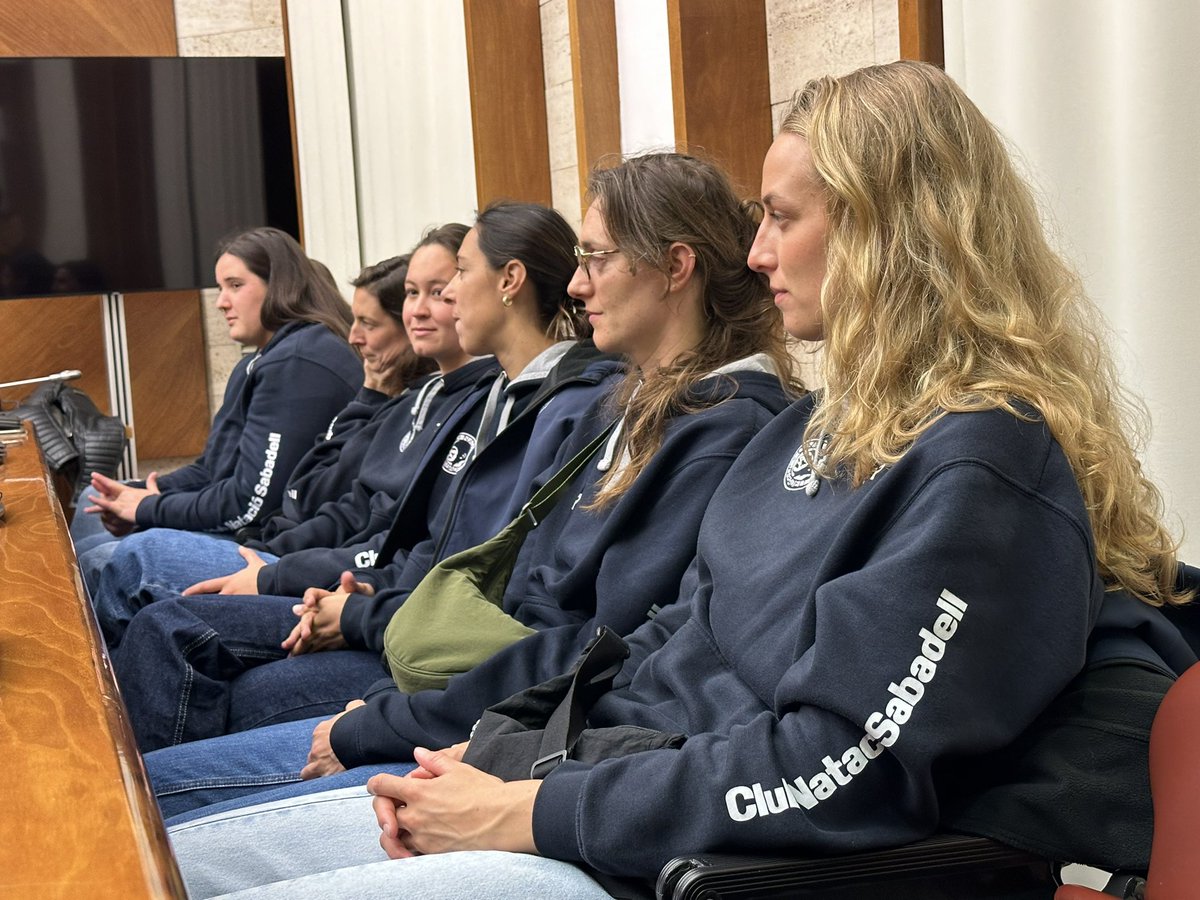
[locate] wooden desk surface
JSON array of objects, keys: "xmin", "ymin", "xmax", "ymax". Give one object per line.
[{"xmin": 0, "ymin": 424, "xmax": 184, "ymax": 897}]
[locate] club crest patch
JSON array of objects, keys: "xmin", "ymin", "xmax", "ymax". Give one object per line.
[
  {"xmin": 441, "ymin": 432, "xmax": 477, "ymax": 475},
  {"xmin": 784, "ymin": 436, "xmax": 828, "ymax": 492}
]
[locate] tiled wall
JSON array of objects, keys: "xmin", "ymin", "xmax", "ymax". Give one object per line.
[
  {"xmin": 766, "ymin": 0, "xmax": 899, "ymax": 128},
  {"xmin": 174, "ymin": 0, "xmax": 284, "ymax": 55},
  {"xmin": 541, "ymin": 0, "xmax": 582, "ymax": 232}
]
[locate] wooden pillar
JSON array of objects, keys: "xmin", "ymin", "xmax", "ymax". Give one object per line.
[
  {"xmin": 568, "ymin": 0, "xmax": 621, "ymax": 207},
  {"xmin": 666, "ymin": 0, "xmax": 773, "ymax": 198},
  {"xmin": 899, "ymin": 0, "xmax": 945, "ymax": 67},
  {"xmin": 462, "ymin": 0, "xmax": 553, "ymax": 207}
]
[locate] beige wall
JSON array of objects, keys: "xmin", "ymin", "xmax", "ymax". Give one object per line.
[
  {"xmin": 766, "ymin": 0, "xmax": 899, "ymax": 128},
  {"xmin": 765, "ymin": 0, "xmax": 899, "ymax": 387},
  {"xmin": 541, "ymin": 0, "xmax": 582, "ymax": 232}
]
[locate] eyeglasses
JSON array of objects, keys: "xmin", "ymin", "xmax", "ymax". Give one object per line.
[{"xmin": 573, "ymin": 245, "xmax": 620, "ymax": 279}]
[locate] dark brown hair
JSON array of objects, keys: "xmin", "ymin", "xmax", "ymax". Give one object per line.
[
  {"xmin": 474, "ymin": 201, "xmax": 588, "ymax": 339},
  {"xmin": 352, "ymin": 254, "xmax": 437, "ymax": 392},
  {"xmin": 216, "ymin": 227, "xmax": 351, "ymax": 339},
  {"xmin": 586, "ymin": 153, "xmax": 802, "ymax": 505}
]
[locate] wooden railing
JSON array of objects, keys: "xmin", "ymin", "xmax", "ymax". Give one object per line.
[{"xmin": 0, "ymin": 422, "xmax": 184, "ymax": 897}]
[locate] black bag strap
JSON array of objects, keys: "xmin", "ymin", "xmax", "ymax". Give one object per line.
[
  {"xmin": 521, "ymin": 419, "xmax": 618, "ymax": 528},
  {"xmin": 530, "ymin": 626, "xmax": 630, "ymax": 779}
]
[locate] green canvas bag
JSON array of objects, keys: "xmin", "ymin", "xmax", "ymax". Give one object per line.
[{"xmin": 384, "ymin": 421, "xmax": 618, "ymax": 693}]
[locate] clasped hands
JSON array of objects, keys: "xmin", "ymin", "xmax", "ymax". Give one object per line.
[
  {"xmin": 281, "ymin": 570, "xmax": 372, "ymax": 655},
  {"xmin": 369, "ymin": 744, "xmax": 541, "ymax": 858},
  {"xmin": 302, "ymin": 717, "xmax": 539, "ymax": 856},
  {"xmin": 182, "ymin": 558, "xmax": 367, "ymax": 661}
]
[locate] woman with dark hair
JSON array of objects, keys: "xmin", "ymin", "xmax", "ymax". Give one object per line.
[
  {"xmin": 168, "ymin": 63, "xmax": 1192, "ymax": 899},
  {"xmin": 87, "ymin": 227, "xmax": 489, "ymax": 641},
  {"xmin": 252, "ymin": 254, "xmax": 438, "ymax": 534},
  {"xmin": 106, "ymin": 203, "xmax": 627, "ymax": 753},
  {"xmin": 84, "ymin": 256, "xmax": 431, "ymax": 620},
  {"xmin": 139, "ymin": 164, "xmax": 795, "ymax": 831},
  {"xmin": 74, "ymin": 227, "xmax": 362, "ymax": 565},
  {"xmin": 346, "ymin": 256, "xmax": 437, "ymax": 399}
]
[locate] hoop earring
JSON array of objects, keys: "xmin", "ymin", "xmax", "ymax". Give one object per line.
[{"xmin": 501, "ymin": 293, "xmax": 512, "ymax": 307}]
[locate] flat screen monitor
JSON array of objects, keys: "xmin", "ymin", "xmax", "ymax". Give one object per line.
[{"xmin": 0, "ymin": 56, "xmax": 298, "ymax": 297}]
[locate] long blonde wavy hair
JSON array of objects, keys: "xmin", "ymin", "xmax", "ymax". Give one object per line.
[
  {"xmin": 783, "ymin": 60, "xmax": 1185, "ymax": 606},
  {"xmin": 587, "ymin": 152, "xmax": 803, "ymax": 506}
]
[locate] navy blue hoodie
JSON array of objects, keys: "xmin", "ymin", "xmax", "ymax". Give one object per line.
[
  {"xmin": 329, "ymin": 359, "xmax": 792, "ymax": 763},
  {"xmin": 521, "ymin": 396, "xmax": 1194, "ymax": 879},
  {"xmin": 251, "ymin": 358, "xmax": 500, "ymax": 596},
  {"xmin": 337, "ymin": 341, "xmax": 626, "ymax": 646},
  {"xmin": 135, "ymin": 321, "xmax": 362, "ymax": 533},
  {"xmin": 256, "ymin": 343, "xmax": 621, "ymax": 599},
  {"xmin": 266, "ymin": 383, "xmax": 408, "ymax": 536}
]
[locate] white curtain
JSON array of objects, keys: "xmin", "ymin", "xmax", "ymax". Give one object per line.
[
  {"xmin": 287, "ymin": 0, "xmax": 478, "ymax": 289},
  {"xmin": 945, "ymin": 1, "xmax": 1200, "ymax": 561},
  {"xmin": 614, "ymin": 0, "xmax": 675, "ymax": 155}
]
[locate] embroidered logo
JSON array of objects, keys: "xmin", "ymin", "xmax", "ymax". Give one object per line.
[
  {"xmin": 783, "ymin": 436, "xmax": 828, "ymax": 492},
  {"xmin": 441, "ymin": 432, "xmax": 477, "ymax": 475}
]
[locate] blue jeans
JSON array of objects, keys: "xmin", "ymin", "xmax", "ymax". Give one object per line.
[
  {"xmin": 145, "ymin": 714, "xmax": 407, "ymax": 820},
  {"xmin": 111, "ymin": 594, "xmax": 388, "ymax": 752},
  {"xmin": 92, "ymin": 527, "xmax": 273, "ymax": 648},
  {"xmin": 71, "ymin": 499, "xmax": 124, "ymax": 597},
  {"xmin": 167, "ymin": 788, "xmax": 611, "ymax": 899},
  {"xmin": 77, "ymin": 539, "xmax": 121, "ymax": 599}
]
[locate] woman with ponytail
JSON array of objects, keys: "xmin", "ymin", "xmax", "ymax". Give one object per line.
[{"xmin": 110, "ymin": 203, "xmax": 619, "ymax": 752}]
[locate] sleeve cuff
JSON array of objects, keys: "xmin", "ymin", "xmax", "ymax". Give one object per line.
[
  {"xmin": 530, "ymin": 763, "xmax": 590, "ymax": 864},
  {"xmin": 358, "ymin": 387, "xmax": 388, "ymax": 405},
  {"xmin": 134, "ymin": 494, "xmax": 159, "ymax": 526},
  {"xmin": 329, "ymin": 703, "xmax": 366, "ymax": 766},
  {"xmin": 256, "ymin": 564, "xmax": 278, "ymax": 594},
  {"xmin": 340, "ymin": 593, "xmax": 368, "ymax": 648}
]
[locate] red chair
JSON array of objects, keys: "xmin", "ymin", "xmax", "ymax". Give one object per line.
[{"xmin": 1055, "ymin": 661, "xmax": 1200, "ymax": 899}]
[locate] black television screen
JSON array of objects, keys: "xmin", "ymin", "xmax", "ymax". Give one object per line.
[{"xmin": 0, "ymin": 57, "xmax": 298, "ymax": 297}]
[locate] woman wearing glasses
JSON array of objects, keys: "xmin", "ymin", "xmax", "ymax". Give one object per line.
[
  {"xmin": 168, "ymin": 62, "xmax": 1191, "ymax": 899},
  {"xmin": 137, "ymin": 155, "xmax": 798, "ymax": 830}
]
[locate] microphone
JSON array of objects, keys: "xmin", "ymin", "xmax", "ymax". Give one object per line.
[{"xmin": 0, "ymin": 370, "xmax": 83, "ymax": 390}]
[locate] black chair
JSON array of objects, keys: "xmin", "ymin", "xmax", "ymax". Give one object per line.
[{"xmin": 657, "ymin": 834, "xmax": 1058, "ymax": 899}]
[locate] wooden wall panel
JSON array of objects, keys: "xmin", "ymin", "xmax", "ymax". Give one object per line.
[
  {"xmin": 666, "ymin": 0, "xmax": 773, "ymax": 199},
  {"xmin": 568, "ymin": 0, "xmax": 621, "ymax": 207},
  {"xmin": 0, "ymin": 295, "xmax": 109, "ymax": 410},
  {"xmin": 462, "ymin": 0, "xmax": 553, "ymax": 206},
  {"xmin": 899, "ymin": 0, "xmax": 944, "ymax": 67},
  {"xmin": 0, "ymin": 0, "xmax": 176, "ymax": 56},
  {"xmin": 123, "ymin": 292, "xmax": 210, "ymax": 459},
  {"xmin": 0, "ymin": 0, "xmax": 215, "ymax": 465}
]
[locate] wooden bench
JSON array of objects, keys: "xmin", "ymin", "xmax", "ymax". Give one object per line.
[{"xmin": 0, "ymin": 422, "xmax": 184, "ymax": 897}]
